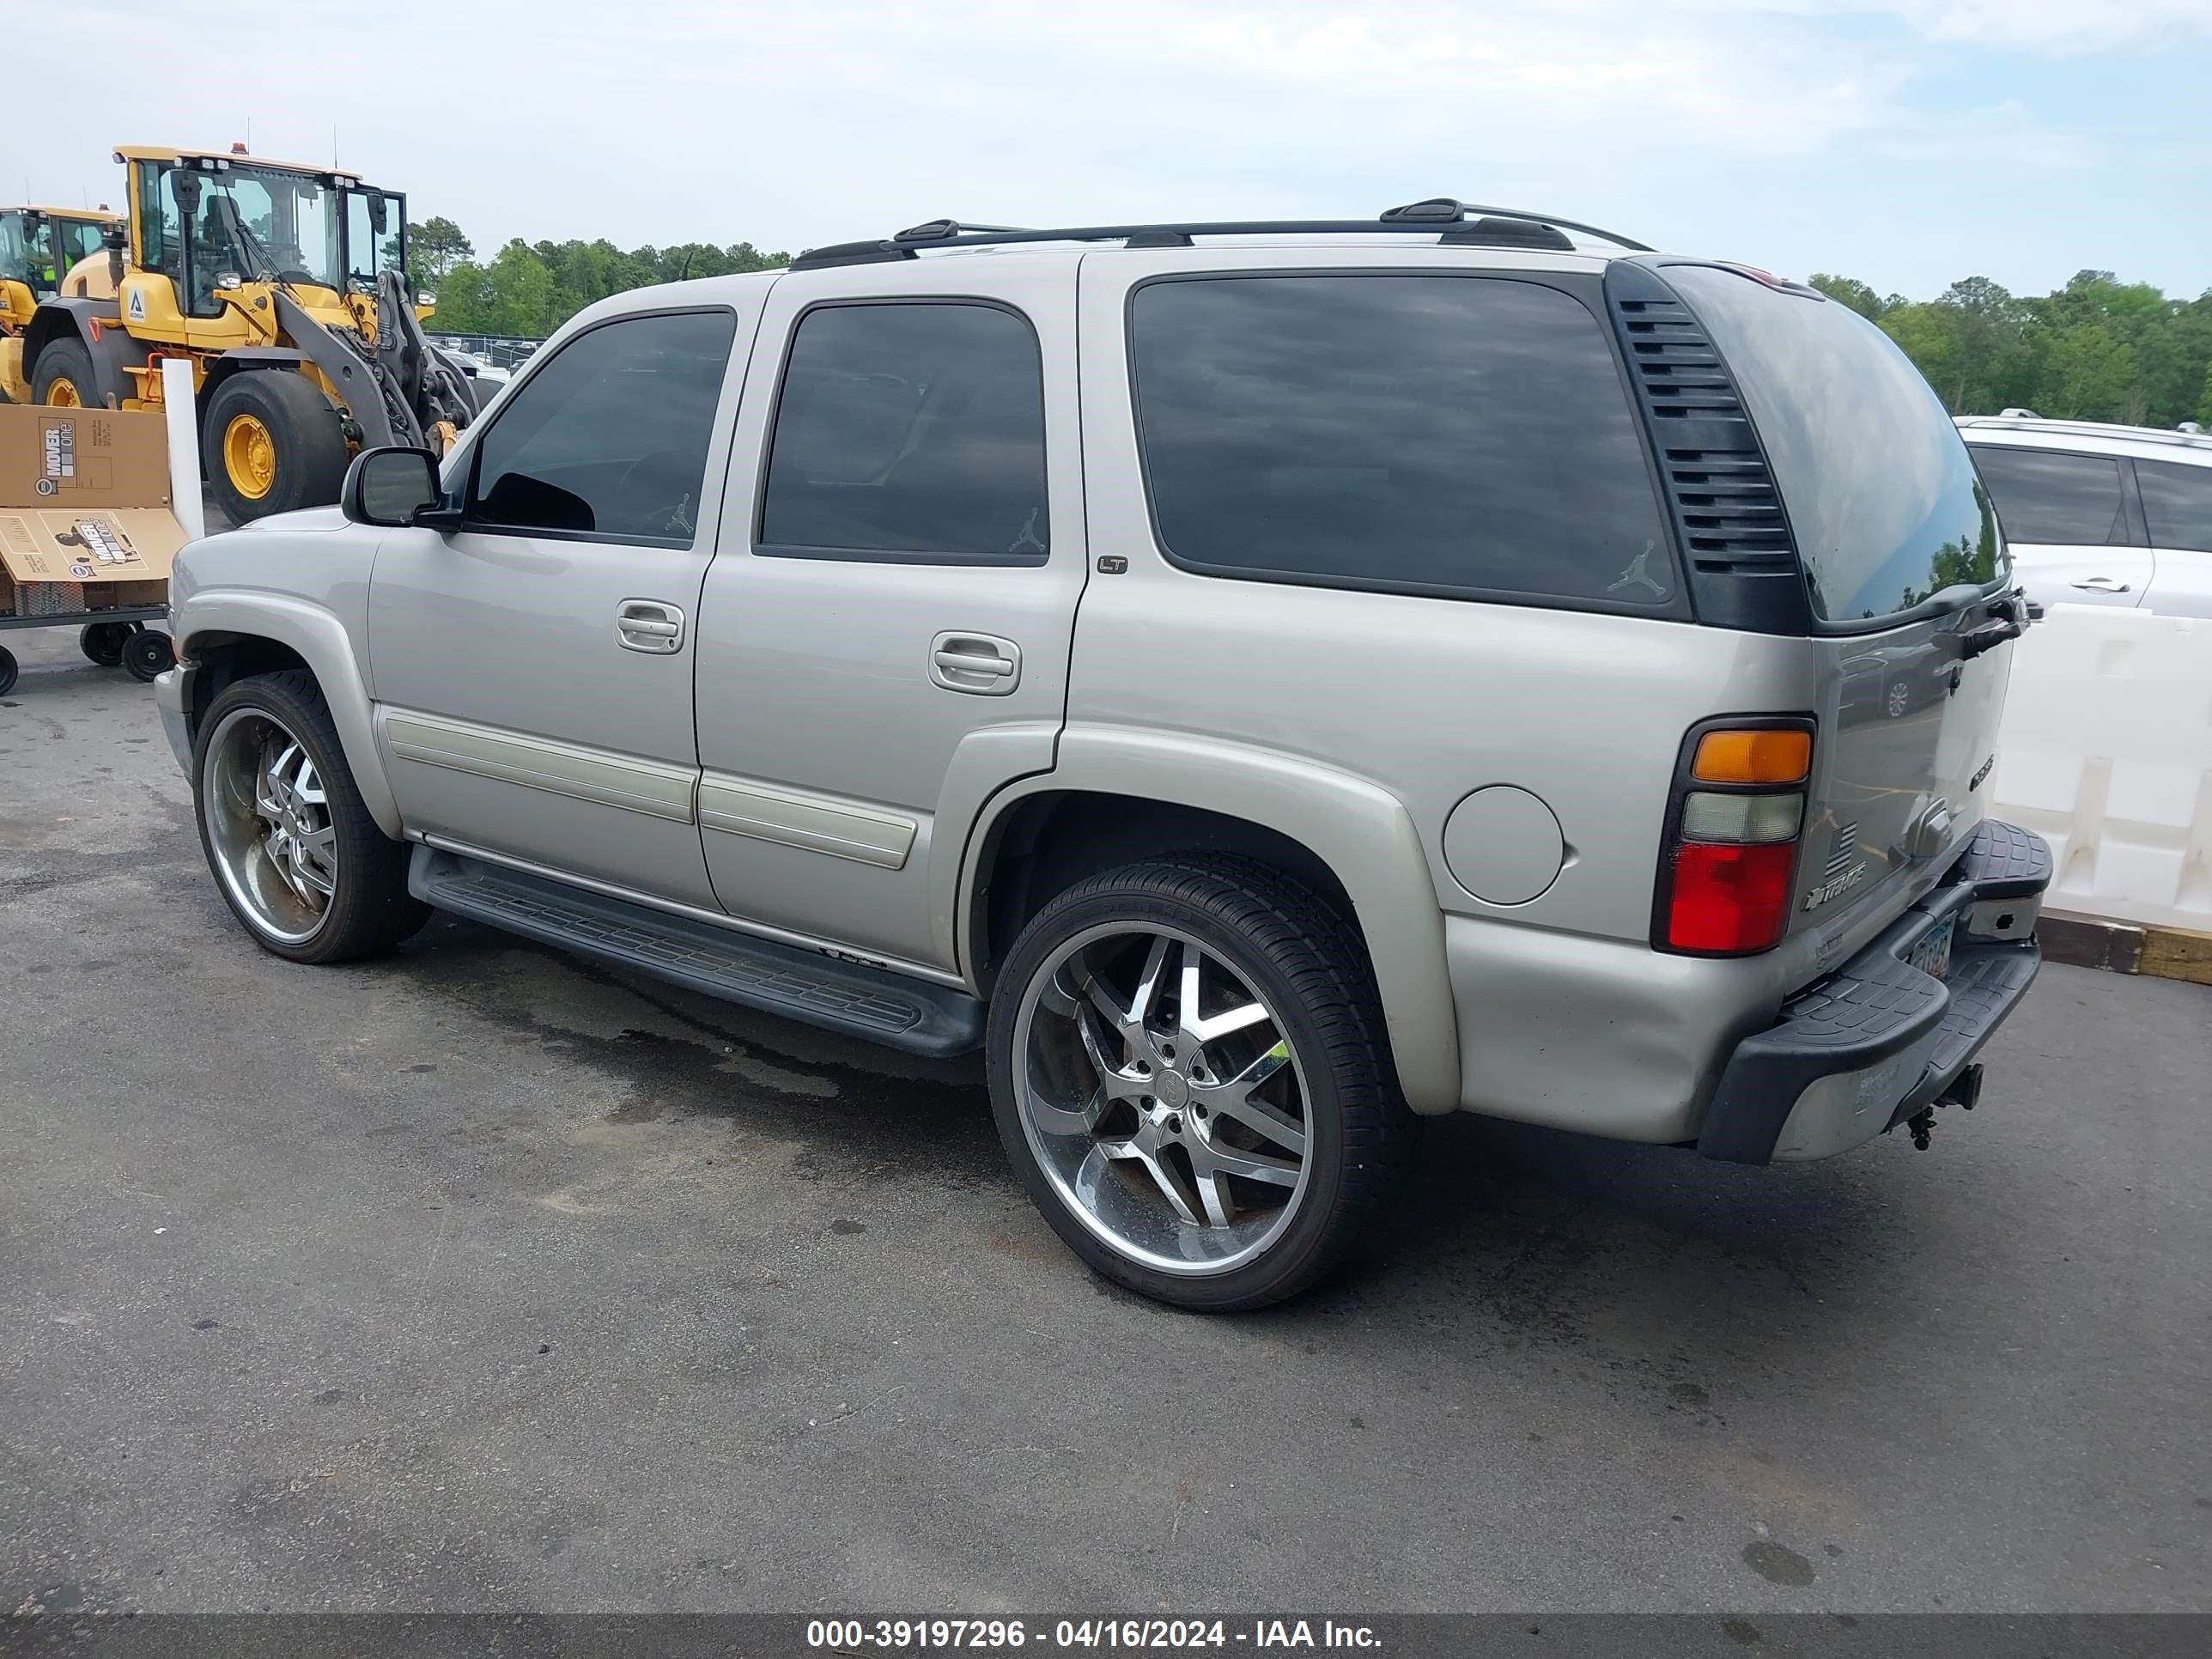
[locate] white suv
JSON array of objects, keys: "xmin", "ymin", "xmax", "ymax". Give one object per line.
[
  {"xmin": 157, "ymin": 200, "xmax": 2051, "ymax": 1309},
  {"xmin": 1958, "ymin": 413, "xmax": 2212, "ymax": 617}
]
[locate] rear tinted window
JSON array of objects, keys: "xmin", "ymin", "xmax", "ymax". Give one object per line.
[
  {"xmin": 1128, "ymin": 275, "xmax": 1674, "ymax": 609},
  {"xmin": 2136, "ymin": 459, "xmax": 2212, "ymax": 553},
  {"xmin": 1968, "ymin": 447, "xmax": 2133, "ymax": 545},
  {"xmin": 1665, "ymin": 264, "xmax": 2004, "ymax": 624},
  {"xmin": 761, "ymin": 301, "xmax": 1049, "ymax": 562}
]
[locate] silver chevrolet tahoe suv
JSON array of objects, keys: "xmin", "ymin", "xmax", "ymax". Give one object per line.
[{"xmin": 156, "ymin": 199, "xmax": 2051, "ymax": 1310}]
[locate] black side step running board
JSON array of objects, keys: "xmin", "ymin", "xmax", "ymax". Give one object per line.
[{"xmin": 408, "ymin": 846, "xmax": 986, "ymax": 1057}]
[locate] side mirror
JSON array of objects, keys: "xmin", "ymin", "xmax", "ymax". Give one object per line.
[{"xmin": 342, "ymin": 447, "xmax": 445, "ymax": 527}]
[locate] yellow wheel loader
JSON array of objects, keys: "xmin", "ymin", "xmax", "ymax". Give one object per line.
[
  {"xmin": 0, "ymin": 204, "xmax": 122, "ymax": 402},
  {"xmin": 20, "ymin": 146, "xmax": 483, "ymax": 523}
]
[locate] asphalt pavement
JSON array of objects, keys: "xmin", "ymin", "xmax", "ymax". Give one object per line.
[{"xmin": 2, "ymin": 624, "xmax": 2209, "ymax": 1616}]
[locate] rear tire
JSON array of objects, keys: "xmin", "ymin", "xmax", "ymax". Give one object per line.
[
  {"xmin": 203, "ymin": 371, "xmax": 350, "ymax": 526},
  {"xmin": 191, "ymin": 670, "xmax": 428, "ymax": 963},
  {"xmin": 33, "ymin": 338, "xmax": 99, "ymax": 408},
  {"xmin": 987, "ymin": 854, "xmax": 1412, "ymax": 1312}
]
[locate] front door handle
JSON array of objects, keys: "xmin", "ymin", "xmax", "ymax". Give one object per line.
[
  {"xmin": 929, "ymin": 631, "xmax": 1021, "ymax": 696},
  {"xmin": 617, "ymin": 599, "xmax": 685, "ymax": 654},
  {"xmin": 2070, "ymin": 576, "xmax": 2131, "ymax": 592}
]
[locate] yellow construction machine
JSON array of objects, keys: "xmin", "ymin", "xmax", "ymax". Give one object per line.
[
  {"xmin": 19, "ymin": 145, "xmax": 483, "ymax": 522},
  {"xmin": 0, "ymin": 204, "xmax": 122, "ymax": 401}
]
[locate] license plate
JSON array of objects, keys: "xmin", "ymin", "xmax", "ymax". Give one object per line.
[{"xmin": 1906, "ymin": 916, "xmax": 1955, "ymax": 981}]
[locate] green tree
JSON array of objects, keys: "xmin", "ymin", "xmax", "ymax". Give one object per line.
[
  {"xmin": 478, "ymin": 240, "xmax": 556, "ymax": 337},
  {"xmin": 1808, "ymin": 273, "xmax": 1892, "ymax": 320},
  {"xmin": 1875, "ymin": 277, "xmax": 2032, "ymax": 414},
  {"xmin": 2042, "ymin": 322, "xmax": 2139, "ymax": 421},
  {"xmin": 416, "ymin": 220, "xmax": 791, "ymax": 338},
  {"xmin": 407, "ymin": 216, "xmax": 474, "ymax": 288}
]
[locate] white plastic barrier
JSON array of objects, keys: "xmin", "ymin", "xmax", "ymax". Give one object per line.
[
  {"xmin": 1990, "ymin": 604, "xmax": 2212, "ymax": 933},
  {"xmin": 161, "ymin": 356, "xmax": 205, "ymax": 544}
]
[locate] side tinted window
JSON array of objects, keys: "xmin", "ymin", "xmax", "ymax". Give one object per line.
[
  {"xmin": 1128, "ymin": 276, "xmax": 1673, "ymax": 607},
  {"xmin": 2136, "ymin": 459, "xmax": 2212, "ymax": 553},
  {"xmin": 468, "ymin": 309, "xmax": 737, "ymax": 547},
  {"xmin": 1968, "ymin": 447, "xmax": 2132, "ymax": 546},
  {"xmin": 761, "ymin": 302, "xmax": 1049, "ymax": 562}
]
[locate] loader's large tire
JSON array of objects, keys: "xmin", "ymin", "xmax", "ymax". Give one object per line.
[
  {"xmin": 204, "ymin": 371, "xmax": 350, "ymax": 526},
  {"xmin": 32, "ymin": 338, "xmax": 100, "ymax": 408}
]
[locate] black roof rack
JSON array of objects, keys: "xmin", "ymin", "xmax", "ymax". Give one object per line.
[{"xmin": 791, "ymin": 198, "xmax": 1650, "ymax": 270}]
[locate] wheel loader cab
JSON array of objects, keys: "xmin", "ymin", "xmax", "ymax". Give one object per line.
[
  {"xmin": 0, "ymin": 207, "xmax": 117, "ymax": 318},
  {"xmin": 52, "ymin": 145, "xmax": 471, "ymax": 523},
  {"xmin": 122, "ymin": 150, "xmax": 361, "ymax": 331},
  {"xmin": 0, "ymin": 207, "xmax": 124, "ymax": 404}
]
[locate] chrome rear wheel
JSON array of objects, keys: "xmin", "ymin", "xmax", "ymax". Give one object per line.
[{"xmin": 1012, "ymin": 922, "xmax": 1315, "ymax": 1277}]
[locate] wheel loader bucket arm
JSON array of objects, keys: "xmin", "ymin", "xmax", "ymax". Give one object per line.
[
  {"xmin": 376, "ymin": 270, "xmax": 476, "ymax": 436},
  {"xmin": 271, "ymin": 289, "xmax": 413, "ymax": 449}
]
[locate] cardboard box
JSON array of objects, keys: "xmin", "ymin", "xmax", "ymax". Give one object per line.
[{"xmin": 0, "ymin": 404, "xmax": 187, "ymax": 611}]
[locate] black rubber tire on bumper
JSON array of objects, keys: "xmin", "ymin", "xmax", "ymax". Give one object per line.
[
  {"xmin": 122, "ymin": 629, "xmax": 173, "ymax": 682},
  {"xmin": 191, "ymin": 670, "xmax": 430, "ymax": 964},
  {"xmin": 203, "ymin": 370, "xmax": 351, "ymax": 526},
  {"xmin": 986, "ymin": 854, "xmax": 1413, "ymax": 1312}
]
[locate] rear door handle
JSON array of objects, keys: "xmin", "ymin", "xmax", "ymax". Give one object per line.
[
  {"xmin": 617, "ymin": 599, "xmax": 685, "ymax": 653},
  {"xmin": 929, "ymin": 631, "xmax": 1020, "ymax": 696},
  {"xmin": 2070, "ymin": 576, "xmax": 2130, "ymax": 592}
]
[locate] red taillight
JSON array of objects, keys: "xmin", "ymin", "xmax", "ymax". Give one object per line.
[
  {"xmin": 1657, "ymin": 719, "xmax": 1814, "ymax": 956},
  {"xmin": 1666, "ymin": 841, "xmax": 1796, "ymax": 953}
]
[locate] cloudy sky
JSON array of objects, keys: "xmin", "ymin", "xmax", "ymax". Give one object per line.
[{"xmin": 27, "ymin": 1, "xmax": 2212, "ymax": 299}]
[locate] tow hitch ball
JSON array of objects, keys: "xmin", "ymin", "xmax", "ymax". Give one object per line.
[{"xmin": 1907, "ymin": 1063, "xmax": 1985, "ymax": 1151}]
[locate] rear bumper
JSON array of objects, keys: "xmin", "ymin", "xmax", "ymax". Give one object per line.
[{"xmin": 1698, "ymin": 820, "xmax": 2052, "ymax": 1164}]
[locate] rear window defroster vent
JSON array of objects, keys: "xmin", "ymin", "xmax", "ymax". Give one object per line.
[{"xmin": 1611, "ymin": 291, "xmax": 1796, "ymax": 574}]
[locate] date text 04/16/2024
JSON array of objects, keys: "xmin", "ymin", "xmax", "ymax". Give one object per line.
[{"xmin": 805, "ymin": 1620, "xmax": 1382, "ymax": 1650}]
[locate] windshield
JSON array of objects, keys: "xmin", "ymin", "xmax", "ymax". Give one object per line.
[
  {"xmin": 1665, "ymin": 263, "xmax": 2008, "ymax": 625},
  {"xmin": 198, "ymin": 165, "xmax": 343, "ymax": 290}
]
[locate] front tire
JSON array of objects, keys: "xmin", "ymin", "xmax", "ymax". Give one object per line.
[
  {"xmin": 33, "ymin": 338, "xmax": 99, "ymax": 408},
  {"xmin": 192, "ymin": 670, "xmax": 428, "ymax": 963},
  {"xmin": 203, "ymin": 371, "xmax": 350, "ymax": 526},
  {"xmin": 987, "ymin": 855, "xmax": 1411, "ymax": 1311}
]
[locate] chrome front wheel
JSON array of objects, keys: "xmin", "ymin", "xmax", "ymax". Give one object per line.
[
  {"xmin": 1012, "ymin": 922, "xmax": 1316, "ymax": 1277},
  {"xmin": 200, "ymin": 707, "xmax": 339, "ymax": 945}
]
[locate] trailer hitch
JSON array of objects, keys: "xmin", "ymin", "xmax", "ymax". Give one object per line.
[{"xmin": 1904, "ymin": 1063, "xmax": 1984, "ymax": 1150}]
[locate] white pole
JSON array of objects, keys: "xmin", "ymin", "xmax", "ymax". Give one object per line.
[{"xmin": 161, "ymin": 358, "xmax": 206, "ymax": 542}]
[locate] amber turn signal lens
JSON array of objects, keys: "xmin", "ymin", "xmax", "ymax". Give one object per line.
[{"xmin": 1692, "ymin": 728, "xmax": 1811, "ymax": 786}]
